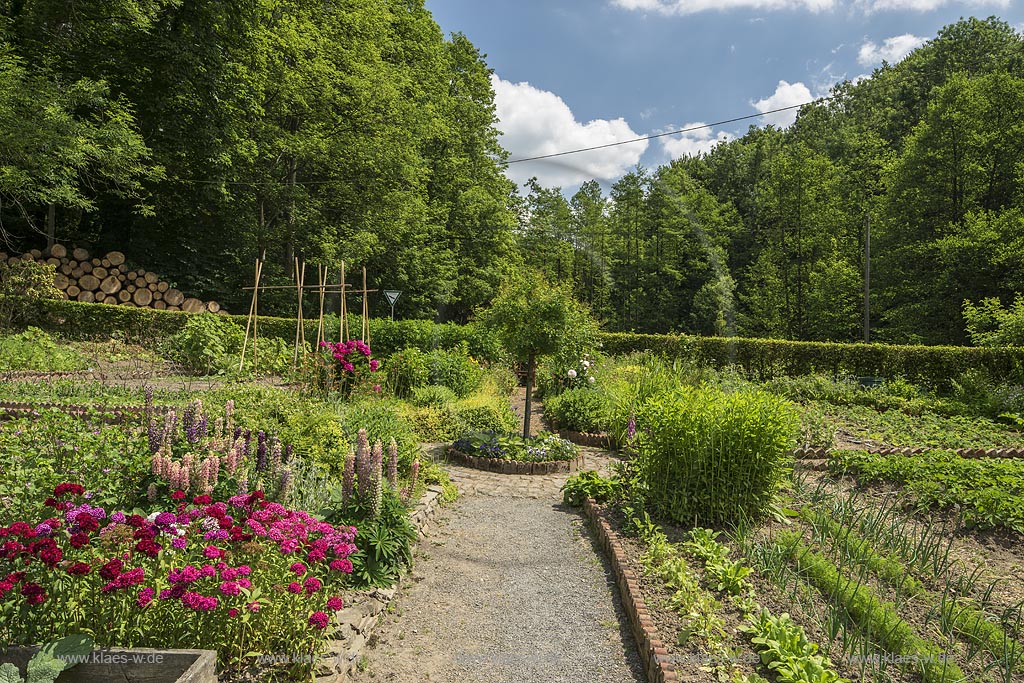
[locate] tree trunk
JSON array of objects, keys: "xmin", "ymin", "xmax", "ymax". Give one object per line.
[
  {"xmin": 523, "ymin": 354, "xmax": 536, "ymax": 438},
  {"xmin": 46, "ymin": 204, "xmax": 55, "ymax": 249}
]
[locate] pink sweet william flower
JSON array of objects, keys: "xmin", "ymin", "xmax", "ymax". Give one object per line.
[
  {"xmin": 203, "ymin": 546, "xmax": 224, "ymax": 559},
  {"xmin": 279, "ymin": 538, "xmax": 299, "ymax": 554},
  {"xmin": 237, "ymin": 565, "xmax": 252, "ymax": 576},
  {"xmin": 238, "ymin": 578, "xmax": 252, "ymax": 589},
  {"xmin": 171, "ymin": 537, "xmax": 187, "ymax": 550},
  {"xmin": 219, "ymin": 581, "xmax": 241, "ymax": 596},
  {"xmin": 327, "ymin": 596, "xmax": 344, "ymax": 611},
  {"xmin": 287, "ymin": 582, "xmax": 302, "ymax": 594},
  {"xmin": 289, "ymin": 562, "xmax": 307, "ymax": 576},
  {"xmin": 369, "ymin": 359, "xmax": 379, "ymax": 371},
  {"xmin": 329, "ymin": 558, "xmax": 353, "ymax": 574},
  {"xmin": 247, "ymin": 601, "xmax": 260, "ymax": 612},
  {"xmin": 137, "ymin": 587, "xmax": 155, "ymax": 608},
  {"xmin": 221, "ymin": 567, "xmax": 238, "ymax": 581},
  {"xmin": 303, "ymin": 576, "xmax": 321, "ymax": 594},
  {"xmin": 308, "ymin": 611, "xmax": 329, "ymax": 630}
]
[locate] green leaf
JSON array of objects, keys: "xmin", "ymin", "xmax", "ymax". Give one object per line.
[
  {"xmin": 0, "ymin": 662, "xmax": 25, "ymax": 683},
  {"xmin": 39, "ymin": 634, "xmax": 93, "ymax": 666},
  {"xmin": 25, "ymin": 652, "xmax": 65, "ymax": 683}
]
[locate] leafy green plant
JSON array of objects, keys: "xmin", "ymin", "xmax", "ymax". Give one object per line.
[
  {"xmin": 0, "ymin": 634, "xmax": 94, "ymax": 683},
  {"xmin": 635, "ymin": 384, "xmax": 799, "ymax": 525},
  {"xmin": 744, "ymin": 610, "xmax": 846, "ymax": 683},
  {"xmin": 410, "ymin": 384, "xmax": 458, "ymax": 408},
  {"xmin": 451, "ymin": 430, "xmax": 578, "ymax": 462},
  {"xmin": 0, "ymin": 260, "xmax": 63, "ymax": 331},
  {"xmin": 0, "ymin": 327, "xmax": 88, "ymax": 371},
  {"xmin": 560, "ymin": 470, "xmax": 618, "ymax": 506},
  {"xmin": 545, "ymin": 387, "xmax": 611, "ymax": 433},
  {"xmin": 162, "ymin": 313, "xmax": 243, "ymax": 375}
]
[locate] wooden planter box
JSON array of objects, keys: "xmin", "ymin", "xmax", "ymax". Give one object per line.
[{"xmin": 0, "ymin": 647, "xmax": 217, "ymax": 683}]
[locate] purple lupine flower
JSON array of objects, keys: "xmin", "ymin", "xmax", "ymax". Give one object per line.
[
  {"xmin": 197, "ymin": 415, "xmax": 208, "ymax": 439},
  {"xmin": 284, "ymin": 444, "xmax": 293, "ymax": 464},
  {"xmin": 147, "ymin": 419, "xmax": 161, "ymax": 453},
  {"xmin": 627, "ymin": 415, "xmax": 637, "ymax": 443},
  {"xmin": 276, "ymin": 467, "xmax": 292, "ymax": 500}
]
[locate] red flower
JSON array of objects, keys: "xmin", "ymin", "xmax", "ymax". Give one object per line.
[
  {"xmin": 5, "ymin": 571, "xmax": 26, "ymax": 584},
  {"xmin": 218, "ymin": 517, "xmax": 232, "ymax": 530},
  {"xmin": 228, "ymin": 608, "xmax": 239, "ymax": 618},
  {"xmin": 44, "ymin": 497, "xmax": 58, "ymax": 508},
  {"xmin": 126, "ymin": 515, "xmax": 147, "ymax": 528},
  {"xmin": 20, "ymin": 582, "xmax": 46, "ymax": 605},
  {"xmin": 327, "ymin": 596, "xmax": 344, "ymax": 611},
  {"xmin": 54, "ymin": 483, "xmax": 85, "ymax": 497},
  {"xmin": 303, "ymin": 576, "xmax": 321, "ymax": 594},
  {"xmin": 9, "ymin": 522, "xmax": 33, "ymax": 538},
  {"xmin": 203, "ymin": 546, "xmax": 224, "ymax": 559},
  {"xmin": 69, "ymin": 533, "xmax": 90, "ymax": 548},
  {"xmin": 67, "ymin": 562, "xmax": 92, "ymax": 576},
  {"xmin": 38, "ymin": 546, "xmax": 63, "ymax": 568},
  {"xmin": 171, "ymin": 490, "xmax": 186, "ymax": 500},
  {"xmin": 99, "ymin": 558, "xmax": 123, "ymax": 581},
  {"xmin": 308, "ymin": 611, "xmax": 329, "ymax": 630},
  {"xmin": 287, "ymin": 582, "xmax": 302, "ymax": 594},
  {"xmin": 134, "ymin": 539, "xmax": 162, "ymax": 558},
  {"xmin": 192, "ymin": 495, "xmax": 212, "ymax": 505},
  {"xmin": 289, "ymin": 562, "xmax": 307, "ymax": 576},
  {"xmin": 74, "ymin": 513, "xmax": 99, "ymax": 533},
  {"xmin": 132, "ymin": 527, "xmax": 156, "ymax": 541}
]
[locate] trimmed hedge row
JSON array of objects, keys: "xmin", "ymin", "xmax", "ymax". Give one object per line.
[
  {"xmin": 598, "ymin": 332, "xmax": 1024, "ymax": 384},
  {"xmin": 18, "ymin": 298, "xmax": 502, "ymax": 360}
]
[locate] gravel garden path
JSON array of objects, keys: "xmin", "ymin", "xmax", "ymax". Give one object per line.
[{"xmin": 350, "ymin": 420, "xmax": 646, "ymax": 682}]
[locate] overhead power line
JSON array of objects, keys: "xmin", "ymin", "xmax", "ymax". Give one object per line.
[{"xmin": 504, "ymin": 98, "xmax": 832, "ymax": 165}]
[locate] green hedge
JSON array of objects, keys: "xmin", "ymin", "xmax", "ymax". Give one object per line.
[
  {"xmin": 599, "ymin": 332, "xmax": 1024, "ymax": 385},
  {"xmin": 19, "ymin": 298, "xmax": 501, "ymax": 360}
]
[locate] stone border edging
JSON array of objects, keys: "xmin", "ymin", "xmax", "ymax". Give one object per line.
[
  {"xmin": 556, "ymin": 428, "xmax": 620, "ymax": 450},
  {"xmin": 581, "ymin": 498, "xmax": 677, "ymax": 683},
  {"xmin": 792, "ymin": 446, "xmax": 1024, "ymax": 460},
  {"xmin": 314, "ymin": 484, "xmax": 445, "ymax": 682},
  {"xmin": 444, "ymin": 446, "xmax": 584, "ymax": 475}
]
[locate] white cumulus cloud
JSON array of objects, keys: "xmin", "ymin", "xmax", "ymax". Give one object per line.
[
  {"xmin": 491, "ymin": 75, "xmax": 647, "ymax": 189},
  {"xmin": 661, "ymin": 125, "xmax": 734, "ymax": 160},
  {"xmin": 610, "ymin": 0, "xmax": 836, "ymax": 14},
  {"xmin": 857, "ymin": 34, "xmax": 926, "ymax": 65},
  {"xmin": 751, "ymin": 80, "xmax": 814, "ymax": 128},
  {"xmin": 857, "ymin": 0, "xmax": 1008, "ymax": 11}
]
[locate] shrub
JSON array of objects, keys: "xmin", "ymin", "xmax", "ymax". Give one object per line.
[
  {"xmin": 404, "ymin": 404, "xmax": 463, "ymax": 442},
  {"xmin": 545, "ymin": 387, "xmax": 610, "ymax": 433},
  {"xmin": 452, "ymin": 431, "xmax": 577, "ymax": 462},
  {"xmin": 0, "ymin": 260, "xmax": 62, "ymax": 330},
  {"xmin": 383, "ymin": 348, "xmax": 429, "ymax": 398},
  {"xmin": 634, "ymin": 385, "xmax": 799, "ymax": 525},
  {"xmin": 425, "ymin": 345, "xmax": 484, "ymax": 397},
  {"xmin": 162, "ymin": 314, "xmax": 244, "ymax": 375},
  {"xmin": 561, "ymin": 470, "xmax": 619, "ymax": 506},
  {"xmin": 337, "ymin": 400, "xmax": 419, "ymax": 473},
  {"xmin": 453, "ymin": 393, "xmax": 519, "ymax": 434},
  {"xmin": 410, "ymin": 385, "xmax": 458, "ymax": 408}
]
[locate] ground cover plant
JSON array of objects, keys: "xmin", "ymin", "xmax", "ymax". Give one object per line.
[{"xmin": 451, "ymin": 430, "xmax": 577, "ymax": 463}]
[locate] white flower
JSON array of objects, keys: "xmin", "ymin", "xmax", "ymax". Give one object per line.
[
  {"xmin": 567, "ymin": 369, "xmax": 577, "ymax": 379},
  {"xmin": 581, "ymin": 361, "xmax": 590, "ymax": 368},
  {"xmin": 588, "ymin": 376, "xmax": 595, "ymax": 384}
]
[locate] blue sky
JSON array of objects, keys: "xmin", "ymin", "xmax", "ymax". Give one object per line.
[{"xmin": 424, "ymin": 0, "xmax": 1024, "ymax": 192}]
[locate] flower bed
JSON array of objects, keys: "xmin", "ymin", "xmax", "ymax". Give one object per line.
[
  {"xmin": 447, "ymin": 431, "xmax": 584, "ymax": 475},
  {"xmin": 0, "ymin": 483, "xmax": 357, "ymax": 675}
]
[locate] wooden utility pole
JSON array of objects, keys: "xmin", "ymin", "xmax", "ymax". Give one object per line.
[{"xmin": 864, "ymin": 213, "xmax": 871, "ymax": 343}]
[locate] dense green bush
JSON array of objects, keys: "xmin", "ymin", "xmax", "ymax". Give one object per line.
[
  {"xmin": 403, "ymin": 404, "xmax": 463, "ymax": 442},
  {"xmin": 162, "ymin": 313, "xmax": 244, "ymax": 375},
  {"xmin": 545, "ymin": 387, "xmax": 611, "ymax": 433},
  {"xmin": 599, "ymin": 332, "xmax": 1024, "ymax": 387},
  {"xmin": 0, "ymin": 327, "xmax": 88, "ymax": 371},
  {"xmin": 425, "ymin": 345, "xmax": 485, "ymax": 397},
  {"xmin": 453, "ymin": 392, "xmax": 519, "ymax": 434},
  {"xmin": 384, "ymin": 347, "xmax": 430, "ymax": 397},
  {"xmin": 634, "ymin": 385, "xmax": 799, "ymax": 525},
  {"xmin": 337, "ymin": 399, "xmax": 420, "ymax": 472}
]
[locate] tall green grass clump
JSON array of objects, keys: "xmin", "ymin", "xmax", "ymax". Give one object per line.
[{"xmin": 635, "ymin": 385, "xmax": 798, "ymax": 525}]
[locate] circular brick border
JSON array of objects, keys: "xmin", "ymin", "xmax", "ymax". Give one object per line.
[{"xmin": 444, "ymin": 446, "xmax": 584, "ymax": 475}]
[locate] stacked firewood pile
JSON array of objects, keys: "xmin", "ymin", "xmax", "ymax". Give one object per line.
[{"xmin": 0, "ymin": 244, "xmax": 223, "ymax": 313}]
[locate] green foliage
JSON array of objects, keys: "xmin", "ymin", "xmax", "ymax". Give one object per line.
[
  {"xmin": 744, "ymin": 610, "xmax": 846, "ymax": 683},
  {"xmin": 830, "ymin": 449, "xmax": 1024, "ymax": 532},
  {"xmin": 452, "ymin": 430, "xmax": 578, "ymax": 462},
  {"xmin": 451, "ymin": 391, "xmax": 519, "ymax": 434},
  {"xmin": 0, "ymin": 633, "xmax": 94, "ymax": 683},
  {"xmin": 329, "ymin": 491, "xmax": 417, "ymax": 588},
  {"xmin": 163, "ymin": 314, "xmax": 244, "ymax": 375},
  {"xmin": 544, "ymin": 387, "xmax": 611, "ymax": 433},
  {"xmin": 384, "ymin": 347, "xmax": 430, "ymax": 398},
  {"xmin": 777, "ymin": 531, "xmax": 966, "ymax": 683},
  {"xmin": 0, "ymin": 261, "xmax": 63, "ymax": 330},
  {"xmin": 599, "ymin": 331, "xmax": 1024, "ymax": 386},
  {"xmin": 424, "ymin": 346, "xmax": 485, "ymax": 398},
  {"xmin": 410, "ymin": 385, "xmax": 459, "ymax": 408},
  {"xmin": 964, "ymin": 295, "xmax": 1024, "ymax": 347},
  {"xmin": 0, "ymin": 328, "xmax": 88, "ymax": 371},
  {"xmin": 634, "ymin": 385, "xmax": 799, "ymax": 525},
  {"xmin": 560, "ymin": 470, "xmax": 619, "ymax": 506},
  {"xmin": 337, "ymin": 400, "xmax": 419, "ymax": 473}
]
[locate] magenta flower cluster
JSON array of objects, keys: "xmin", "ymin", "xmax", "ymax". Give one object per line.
[{"xmin": 319, "ymin": 339, "xmax": 379, "ymax": 374}]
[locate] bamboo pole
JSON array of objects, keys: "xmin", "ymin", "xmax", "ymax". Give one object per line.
[
  {"xmin": 253, "ymin": 255, "xmax": 263, "ymax": 375},
  {"xmin": 316, "ymin": 265, "xmax": 327, "ymax": 347},
  {"xmin": 293, "ymin": 258, "xmax": 306, "ymax": 365},
  {"xmin": 239, "ymin": 259, "xmax": 263, "ymax": 372},
  {"xmin": 340, "ymin": 261, "xmax": 348, "ymax": 342}
]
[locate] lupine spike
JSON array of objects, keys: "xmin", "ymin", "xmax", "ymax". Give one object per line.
[
  {"xmin": 342, "ymin": 451, "xmax": 356, "ymax": 505},
  {"xmin": 256, "ymin": 431, "xmax": 268, "ymax": 472},
  {"xmin": 387, "ymin": 438, "xmax": 399, "ymax": 490}
]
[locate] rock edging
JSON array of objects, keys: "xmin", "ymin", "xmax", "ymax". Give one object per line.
[
  {"xmin": 313, "ymin": 484, "xmax": 445, "ymax": 682},
  {"xmin": 445, "ymin": 446, "xmax": 584, "ymax": 475},
  {"xmin": 581, "ymin": 498, "xmax": 677, "ymax": 683}
]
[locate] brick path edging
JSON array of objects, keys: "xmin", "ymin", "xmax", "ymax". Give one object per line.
[
  {"xmin": 313, "ymin": 485, "xmax": 445, "ymax": 682},
  {"xmin": 444, "ymin": 446, "xmax": 584, "ymax": 475},
  {"xmin": 581, "ymin": 498, "xmax": 677, "ymax": 683}
]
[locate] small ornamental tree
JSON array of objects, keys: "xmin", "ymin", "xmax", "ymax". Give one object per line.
[{"xmin": 478, "ymin": 273, "xmax": 598, "ymax": 437}]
